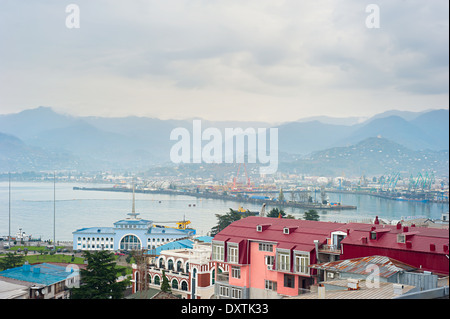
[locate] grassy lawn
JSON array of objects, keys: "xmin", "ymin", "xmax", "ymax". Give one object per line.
[
  {"xmin": 7, "ymin": 245, "xmax": 65, "ymax": 252},
  {"xmin": 24, "ymin": 254, "xmax": 85, "ymax": 265}
]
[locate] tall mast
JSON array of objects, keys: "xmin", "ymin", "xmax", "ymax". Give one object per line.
[
  {"xmin": 53, "ymin": 171, "xmax": 56, "ymax": 246},
  {"xmin": 8, "ymin": 172, "xmax": 11, "ymax": 247}
]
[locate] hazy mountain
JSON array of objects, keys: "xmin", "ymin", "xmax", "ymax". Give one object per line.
[
  {"xmin": 277, "ymin": 121, "xmax": 357, "ymax": 155},
  {"xmin": 281, "ymin": 137, "xmax": 449, "ymax": 177},
  {"xmin": 0, "ymin": 132, "xmax": 84, "ymax": 172},
  {"xmin": 0, "ymin": 106, "xmax": 447, "ymax": 174}
]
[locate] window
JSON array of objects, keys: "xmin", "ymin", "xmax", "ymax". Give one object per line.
[
  {"xmin": 265, "ymin": 280, "xmax": 277, "ymax": 291},
  {"xmin": 231, "ymin": 288, "xmax": 242, "ymax": 299},
  {"xmin": 171, "ymin": 279, "xmax": 178, "ymax": 289},
  {"xmin": 284, "ymin": 274, "xmax": 295, "ymax": 288},
  {"xmin": 277, "ymin": 252, "xmax": 290, "ymax": 271},
  {"xmin": 231, "ymin": 266, "xmax": 241, "ymax": 279},
  {"xmin": 397, "ymin": 234, "xmax": 406, "ymax": 244},
  {"xmin": 265, "ymin": 255, "xmax": 275, "ymax": 266},
  {"xmin": 370, "ymin": 232, "xmax": 377, "ymax": 240},
  {"xmin": 212, "ymin": 243, "xmax": 224, "ymax": 261},
  {"xmin": 228, "ymin": 245, "xmax": 238, "ymax": 263},
  {"xmin": 181, "ymin": 281, "xmax": 188, "ymax": 291},
  {"xmin": 219, "ymin": 285, "xmax": 229, "ymax": 297},
  {"xmin": 295, "ymin": 254, "xmax": 309, "ymax": 274},
  {"xmin": 119, "ymin": 235, "xmax": 141, "ymax": 250},
  {"xmin": 259, "ymin": 243, "xmax": 273, "ymax": 252}
]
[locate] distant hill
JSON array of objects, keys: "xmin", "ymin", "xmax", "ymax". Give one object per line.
[
  {"xmin": 0, "ymin": 132, "xmax": 84, "ymax": 172},
  {"xmin": 281, "ymin": 137, "xmax": 449, "ymax": 177},
  {"xmin": 0, "ymin": 106, "xmax": 448, "ymax": 175}
]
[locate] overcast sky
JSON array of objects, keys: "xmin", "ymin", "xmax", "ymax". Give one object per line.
[{"xmin": 0, "ymin": 0, "xmax": 448, "ymax": 123}]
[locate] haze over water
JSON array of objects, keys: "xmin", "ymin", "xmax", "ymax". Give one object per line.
[{"xmin": 0, "ymin": 182, "xmax": 448, "ymax": 241}]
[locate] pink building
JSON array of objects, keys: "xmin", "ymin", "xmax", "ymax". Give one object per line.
[
  {"xmin": 211, "ymin": 216, "xmax": 343, "ymax": 299},
  {"xmin": 211, "ymin": 216, "xmax": 449, "ymax": 299}
]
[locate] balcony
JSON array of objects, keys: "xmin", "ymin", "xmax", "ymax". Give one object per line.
[
  {"xmin": 319, "ymin": 244, "xmax": 341, "ymax": 255},
  {"xmin": 216, "ymin": 272, "xmax": 229, "ymax": 283}
]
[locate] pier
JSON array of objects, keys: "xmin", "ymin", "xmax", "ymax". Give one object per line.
[{"xmin": 73, "ymin": 187, "xmax": 357, "ymax": 211}]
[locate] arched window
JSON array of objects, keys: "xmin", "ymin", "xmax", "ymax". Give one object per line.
[
  {"xmin": 168, "ymin": 259, "xmax": 174, "ymax": 270},
  {"xmin": 159, "ymin": 258, "xmax": 164, "ymax": 268},
  {"xmin": 186, "ymin": 262, "xmax": 189, "ymax": 273},
  {"xmin": 154, "ymin": 276, "xmax": 160, "ymax": 285},
  {"xmin": 181, "ymin": 281, "xmax": 188, "ymax": 291},
  {"xmin": 212, "ymin": 269, "xmax": 215, "ymax": 285},
  {"xmin": 119, "ymin": 235, "xmax": 141, "ymax": 251},
  {"xmin": 177, "ymin": 260, "xmax": 182, "ymax": 272},
  {"xmin": 171, "ymin": 279, "xmax": 178, "ymax": 289}
]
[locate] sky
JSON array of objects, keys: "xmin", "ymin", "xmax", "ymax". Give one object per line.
[{"xmin": 0, "ymin": 0, "xmax": 448, "ymax": 123}]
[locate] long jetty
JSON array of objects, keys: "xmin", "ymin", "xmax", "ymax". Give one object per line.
[{"xmin": 73, "ymin": 186, "xmax": 357, "ymax": 211}]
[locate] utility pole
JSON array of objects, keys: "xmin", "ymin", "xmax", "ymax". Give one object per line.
[
  {"xmin": 8, "ymin": 172, "xmax": 11, "ymax": 247},
  {"xmin": 53, "ymin": 171, "xmax": 56, "ymax": 247}
]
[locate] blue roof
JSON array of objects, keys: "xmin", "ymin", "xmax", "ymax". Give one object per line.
[
  {"xmin": 195, "ymin": 236, "xmax": 213, "ymax": 243},
  {"xmin": 0, "ymin": 263, "xmax": 77, "ymax": 286},
  {"xmin": 145, "ymin": 236, "xmax": 213, "ymax": 256},
  {"xmin": 73, "ymin": 227, "xmax": 115, "ymax": 234},
  {"xmin": 146, "ymin": 239, "xmax": 194, "ymax": 256}
]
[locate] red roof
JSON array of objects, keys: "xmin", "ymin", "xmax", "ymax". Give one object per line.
[
  {"xmin": 213, "ymin": 216, "xmax": 346, "ymax": 251},
  {"xmin": 342, "ymin": 223, "xmax": 449, "ymax": 255}
]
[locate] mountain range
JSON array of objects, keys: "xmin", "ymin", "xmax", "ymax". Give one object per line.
[{"xmin": 0, "ymin": 106, "xmax": 448, "ymax": 176}]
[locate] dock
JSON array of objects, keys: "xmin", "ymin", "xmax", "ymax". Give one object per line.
[{"xmin": 73, "ymin": 187, "xmax": 357, "ymax": 211}]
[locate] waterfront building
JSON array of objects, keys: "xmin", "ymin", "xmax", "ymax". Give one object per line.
[
  {"xmin": 72, "ymin": 188, "xmax": 195, "ymax": 251},
  {"xmin": 132, "ymin": 239, "xmax": 216, "ymax": 299},
  {"xmin": 0, "ymin": 262, "xmax": 80, "ymax": 299},
  {"xmin": 211, "ymin": 216, "xmax": 449, "ymax": 299}
]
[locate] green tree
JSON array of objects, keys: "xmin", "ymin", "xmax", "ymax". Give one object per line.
[
  {"xmin": 0, "ymin": 253, "xmax": 24, "ymax": 271},
  {"xmin": 266, "ymin": 208, "xmax": 286, "ymax": 218},
  {"xmin": 210, "ymin": 208, "xmax": 252, "ymax": 236},
  {"xmin": 70, "ymin": 250, "xmax": 128, "ymax": 299},
  {"xmin": 303, "ymin": 209, "xmax": 320, "ymax": 221},
  {"xmin": 160, "ymin": 270, "xmax": 171, "ymax": 293}
]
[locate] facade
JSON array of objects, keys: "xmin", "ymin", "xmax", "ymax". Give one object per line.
[
  {"xmin": 72, "ymin": 203, "xmax": 195, "ymax": 252},
  {"xmin": 0, "ymin": 263, "xmax": 80, "ymax": 299},
  {"xmin": 340, "ymin": 222, "xmax": 449, "ymax": 275},
  {"xmin": 211, "ymin": 216, "xmax": 449, "ymax": 299},
  {"xmin": 132, "ymin": 240, "xmax": 216, "ymax": 299},
  {"xmin": 211, "ymin": 216, "xmax": 343, "ymax": 299}
]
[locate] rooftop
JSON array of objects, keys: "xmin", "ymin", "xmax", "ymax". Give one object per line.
[
  {"xmin": 0, "ymin": 263, "xmax": 78, "ymax": 286},
  {"xmin": 310, "ymin": 255, "xmax": 417, "ymax": 278}
]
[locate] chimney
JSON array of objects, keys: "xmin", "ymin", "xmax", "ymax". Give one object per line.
[
  {"xmin": 361, "ymin": 237, "xmax": 368, "ymax": 244},
  {"xmin": 393, "ymin": 284, "xmax": 405, "ymax": 296},
  {"xmin": 346, "ymin": 229, "xmax": 350, "ymax": 235},
  {"xmin": 444, "ymin": 244, "xmax": 449, "ymax": 252},
  {"xmin": 403, "ymin": 226, "xmax": 409, "ymax": 233},
  {"xmin": 430, "ymin": 244, "xmax": 436, "ymax": 251},
  {"xmin": 396, "ymin": 223, "xmax": 402, "ymax": 230},
  {"xmin": 374, "ymin": 216, "xmax": 380, "ymax": 225},
  {"xmin": 314, "ymin": 240, "xmax": 320, "ymax": 263},
  {"xmin": 406, "ymin": 241, "xmax": 412, "ymax": 249}
]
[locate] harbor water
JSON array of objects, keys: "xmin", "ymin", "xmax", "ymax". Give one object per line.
[{"xmin": 0, "ymin": 182, "xmax": 448, "ymax": 241}]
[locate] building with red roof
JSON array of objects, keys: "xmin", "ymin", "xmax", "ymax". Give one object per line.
[
  {"xmin": 211, "ymin": 216, "xmax": 449, "ymax": 299},
  {"xmin": 340, "ymin": 222, "xmax": 449, "ymax": 275}
]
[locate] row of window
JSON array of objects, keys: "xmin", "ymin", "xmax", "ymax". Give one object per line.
[
  {"xmin": 212, "ymin": 242, "xmax": 310, "ymax": 275},
  {"xmin": 77, "ymin": 237, "xmax": 114, "ymax": 242},
  {"xmin": 116, "ymin": 224, "xmax": 147, "ymax": 229},
  {"xmin": 77, "ymin": 237, "xmax": 176, "ymax": 243},
  {"xmin": 150, "ymin": 275, "xmax": 189, "ymax": 291},
  {"xmin": 219, "ymin": 285, "xmax": 242, "ymax": 299}
]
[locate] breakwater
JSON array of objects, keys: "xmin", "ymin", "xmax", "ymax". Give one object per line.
[{"xmin": 73, "ymin": 187, "xmax": 357, "ymax": 211}]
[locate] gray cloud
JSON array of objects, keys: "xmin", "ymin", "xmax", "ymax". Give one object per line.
[{"xmin": 0, "ymin": 0, "xmax": 447, "ymax": 121}]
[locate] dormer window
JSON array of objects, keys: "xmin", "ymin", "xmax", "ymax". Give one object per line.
[
  {"xmin": 397, "ymin": 234, "xmax": 406, "ymax": 243},
  {"xmin": 283, "ymin": 227, "xmax": 290, "ymax": 234},
  {"xmin": 370, "ymin": 232, "xmax": 377, "ymax": 240},
  {"xmin": 256, "ymin": 225, "xmax": 262, "ymax": 232}
]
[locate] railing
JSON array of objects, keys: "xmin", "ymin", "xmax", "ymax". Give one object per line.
[
  {"xmin": 216, "ymin": 272, "xmax": 229, "ymax": 283},
  {"xmin": 319, "ymin": 244, "xmax": 341, "ymax": 254},
  {"xmin": 298, "ymin": 288, "xmax": 311, "ymax": 295}
]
